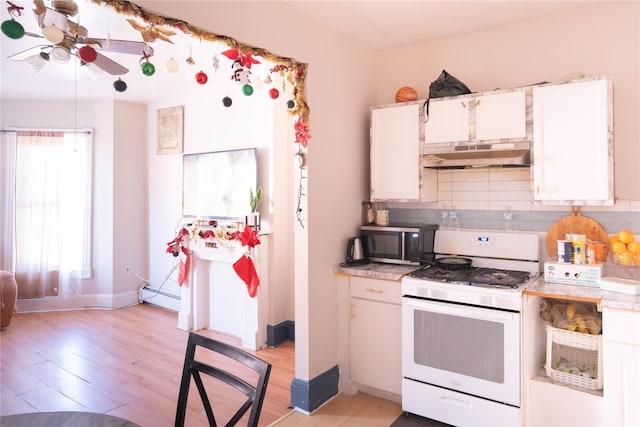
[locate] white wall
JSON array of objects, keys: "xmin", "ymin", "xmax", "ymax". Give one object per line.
[{"xmin": 138, "ymin": 1, "xmax": 379, "ymax": 386}]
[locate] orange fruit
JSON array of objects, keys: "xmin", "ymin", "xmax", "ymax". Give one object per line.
[
  {"xmin": 618, "ymin": 229, "xmax": 635, "ymax": 244},
  {"xmin": 634, "ymin": 253, "xmax": 640, "ymax": 267},
  {"xmin": 609, "ymin": 235, "xmax": 620, "ymax": 246},
  {"xmin": 628, "ymin": 241, "xmax": 640, "ymax": 254},
  {"xmin": 611, "ymin": 241, "xmax": 627, "ymax": 255}
]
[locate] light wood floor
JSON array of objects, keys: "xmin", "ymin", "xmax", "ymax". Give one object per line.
[
  {"xmin": 1, "ymin": 303, "xmax": 407, "ymax": 426},
  {"xmin": 0, "ymin": 303, "xmax": 295, "ymax": 426}
]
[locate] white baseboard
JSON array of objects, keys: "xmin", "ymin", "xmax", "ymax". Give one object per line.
[{"xmin": 140, "ymin": 286, "xmax": 180, "ymax": 312}]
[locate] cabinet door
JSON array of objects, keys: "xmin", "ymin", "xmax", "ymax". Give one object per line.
[
  {"xmin": 603, "ymin": 307, "xmax": 640, "ymax": 426},
  {"xmin": 532, "ymin": 78, "xmax": 613, "ymax": 204},
  {"xmin": 475, "ymin": 91, "xmax": 526, "ymax": 140},
  {"xmin": 604, "ymin": 341, "xmax": 640, "ymax": 426},
  {"xmin": 350, "ymin": 297, "xmax": 402, "ymax": 394},
  {"xmin": 370, "ymin": 104, "xmax": 420, "ymax": 200},
  {"xmin": 424, "ymin": 97, "xmax": 469, "ymax": 144}
]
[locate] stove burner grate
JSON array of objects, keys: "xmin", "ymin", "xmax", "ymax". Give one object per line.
[{"xmin": 409, "ymin": 265, "xmax": 530, "ymax": 289}]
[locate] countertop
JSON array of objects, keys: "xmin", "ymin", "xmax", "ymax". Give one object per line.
[
  {"xmin": 525, "ymin": 278, "xmax": 640, "ymax": 312},
  {"xmin": 336, "ymin": 262, "xmax": 640, "ymax": 312},
  {"xmin": 334, "ymin": 262, "xmax": 423, "ymax": 281}
]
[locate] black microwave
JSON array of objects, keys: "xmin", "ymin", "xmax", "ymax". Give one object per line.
[{"xmin": 360, "ymin": 224, "xmax": 438, "ymax": 265}]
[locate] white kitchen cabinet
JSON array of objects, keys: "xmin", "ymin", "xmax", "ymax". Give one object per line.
[
  {"xmin": 424, "ymin": 97, "xmax": 469, "ymax": 144},
  {"xmin": 424, "ymin": 89, "xmax": 527, "ymax": 144},
  {"xmin": 532, "ymin": 77, "xmax": 613, "ymax": 205},
  {"xmin": 349, "ymin": 276, "xmax": 402, "ymax": 395},
  {"xmin": 370, "ymin": 103, "xmax": 421, "ymax": 200},
  {"xmin": 603, "ymin": 307, "xmax": 640, "ymax": 426}
]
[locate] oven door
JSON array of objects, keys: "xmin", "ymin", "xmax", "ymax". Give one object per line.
[{"xmin": 402, "ymin": 296, "xmax": 520, "ymax": 406}]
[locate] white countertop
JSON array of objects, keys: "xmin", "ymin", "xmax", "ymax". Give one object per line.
[{"xmin": 335, "ymin": 262, "xmax": 423, "ymax": 281}]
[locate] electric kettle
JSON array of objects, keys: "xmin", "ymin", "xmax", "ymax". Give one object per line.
[{"xmin": 346, "ymin": 237, "xmax": 366, "ymax": 265}]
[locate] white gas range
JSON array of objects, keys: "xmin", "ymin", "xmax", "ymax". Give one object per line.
[{"xmin": 401, "ymin": 229, "xmax": 541, "ymax": 427}]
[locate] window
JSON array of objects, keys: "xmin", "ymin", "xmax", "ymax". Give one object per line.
[{"xmin": 1, "ymin": 129, "xmax": 93, "ymax": 298}]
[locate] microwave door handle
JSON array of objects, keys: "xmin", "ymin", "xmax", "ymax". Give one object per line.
[{"xmin": 400, "ymin": 232, "xmax": 406, "ymax": 260}]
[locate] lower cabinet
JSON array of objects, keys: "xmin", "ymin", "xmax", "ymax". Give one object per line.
[
  {"xmin": 349, "ymin": 276, "xmax": 402, "ymax": 395},
  {"xmin": 603, "ymin": 307, "xmax": 640, "ymax": 426}
]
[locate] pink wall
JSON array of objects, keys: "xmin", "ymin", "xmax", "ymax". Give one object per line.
[{"xmin": 375, "ymin": 1, "xmax": 639, "ymax": 200}]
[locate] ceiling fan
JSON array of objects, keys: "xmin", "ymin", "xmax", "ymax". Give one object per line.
[{"xmin": 3, "ymin": 0, "xmax": 154, "ymax": 75}]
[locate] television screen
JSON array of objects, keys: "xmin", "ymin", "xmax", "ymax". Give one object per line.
[{"xmin": 182, "ymin": 148, "xmax": 257, "ymax": 219}]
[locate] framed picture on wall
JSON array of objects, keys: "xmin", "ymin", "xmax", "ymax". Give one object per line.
[{"xmin": 157, "ymin": 105, "xmax": 184, "ymax": 154}]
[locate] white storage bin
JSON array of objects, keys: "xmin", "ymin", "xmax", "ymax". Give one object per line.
[{"xmin": 545, "ymin": 324, "xmax": 603, "ymax": 390}]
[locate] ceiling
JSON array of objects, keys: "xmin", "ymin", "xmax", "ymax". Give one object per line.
[{"xmin": 1, "ymin": 1, "xmax": 592, "ymax": 102}]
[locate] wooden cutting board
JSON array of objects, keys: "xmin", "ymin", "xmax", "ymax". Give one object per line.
[{"xmin": 546, "ymin": 206, "xmax": 609, "ymax": 258}]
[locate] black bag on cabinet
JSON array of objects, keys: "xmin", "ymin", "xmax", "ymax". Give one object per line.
[{"xmin": 421, "ymin": 70, "xmax": 472, "ymax": 122}]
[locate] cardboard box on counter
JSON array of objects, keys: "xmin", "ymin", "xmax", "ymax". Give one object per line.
[{"xmin": 544, "ymin": 261, "xmax": 603, "ymax": 286}]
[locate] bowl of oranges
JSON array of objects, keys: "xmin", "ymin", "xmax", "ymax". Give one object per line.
[{"xmin": 610, "ymin": 229, "xmax": 640, "ymax": 268}]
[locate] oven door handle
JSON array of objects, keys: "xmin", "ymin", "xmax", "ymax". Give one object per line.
[{"xmin": 404, "ymin": 297, "xmax": 518, "ymax": 322}]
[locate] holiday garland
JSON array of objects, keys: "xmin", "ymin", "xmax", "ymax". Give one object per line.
[{"xmin": 92, "ymin": 0, "xmax": 311, "ymax": 142}]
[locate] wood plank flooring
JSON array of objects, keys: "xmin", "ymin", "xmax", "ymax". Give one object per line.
[{"xmin": 0, "ymin": 303, "xmax": 294, "ymax": 426}]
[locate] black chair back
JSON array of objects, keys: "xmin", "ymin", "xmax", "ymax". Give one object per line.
[{"xmin": 175, "ymin": 332, "xmax": 272, "ymax": 427}]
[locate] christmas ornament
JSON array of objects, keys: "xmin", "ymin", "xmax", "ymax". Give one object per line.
[
  {"xmin": 195, "ymin": 70, "xmax": 208, "ymax": 84},
  {"xmin": 166, "ymin": 57, "xmax": 179, "ymax": 73},
  {"xmin": 113, "ymin": 78, "xmax": 127, "ymax": 92},
  {"xmin": 231, "ymin": 61, "xmax": 251, "ymax": 84},
  {"xmin": 294, "ymin": 114, "xmax": 311, "ymax": 148},
  {"xmin": 223, "ymin": 96, "xmax": 232, "ymax": 107},
  {"xmin": 287, "ymin": 100, "xmax": 295, "ymax": 109},
  {"xmin": 212, "ymin": 54, "xmax": 219, "ymax": 71},
  {"xmin": 185, "ymin": 44, "xmax": 195, "ymax": 65},
  {"xmin": 78, "ymin": 46, "xmax": 97, "ymax": 63},
  {"xmin": 253, "ymin": 77, "xmax": 264, "ymax": 90},
  {"xmin": 141, "ymin": 61, "xmax": 155, "ymax": 76},
  {"xmin": 242, "ymin": 84, "xmax": 254, "ymax": 96},
  {"xmin": 269, "ymin": 88, "xmax": 279, "ymax": 99},
  {"xmin": 1, "ymin": 19, "xmax": 24, "ymax": 39},
  {"xmin": 221, "ymin": 49, "xmax": 261, "ymax": 69}
]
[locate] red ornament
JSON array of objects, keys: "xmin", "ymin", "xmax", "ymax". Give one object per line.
[
  {"xmin": 78, "ymin": 45, "xmax": 97, "ymax": 63},
  {"xmin": 195, "ymin": 70, "xmax": 208, "ymax": 84},
  {"xmin": 269, "ymin": 88, "xmax": 279, "ymax": 99}
]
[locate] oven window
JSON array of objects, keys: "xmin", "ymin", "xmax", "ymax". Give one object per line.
[{"xmin": 413, "ymin": 311, "xmax": 505, "ymax": 383}]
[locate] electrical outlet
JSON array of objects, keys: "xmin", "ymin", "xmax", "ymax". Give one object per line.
[{"xmin": 124, "ymin": 266, "xmax": 131, "ymax": 275}]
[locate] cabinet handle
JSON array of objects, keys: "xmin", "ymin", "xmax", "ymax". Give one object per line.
[
  {"xmin": 460, "ymin": 101, "xmax": 467, "ymax": 108},
  {"xmin": 351, "ymin": 303, "xmax": 355, "ymax": 321},
  {"xmin": 365, "ymin": 288, "xmax": 384, "ymax": 294}
]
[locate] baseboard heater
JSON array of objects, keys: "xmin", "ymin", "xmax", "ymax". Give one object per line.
[{"xmin": 140, "ymin": 285, "xmax": 181, "ymax": 312}]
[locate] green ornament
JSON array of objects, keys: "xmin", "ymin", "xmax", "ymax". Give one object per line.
[
  {"xmin": 141, "ymin": 61, "xmax": 155, "ymax": 76},
  {"xmin": 1, "ymin": 20, "xmax": 25, "ymax": 39},
  {"xmin": 242, "ymin": 84, "xmax": 254, "ymax": 96}
]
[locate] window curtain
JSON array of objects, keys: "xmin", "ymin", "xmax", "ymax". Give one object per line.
[{"xmin": 0, "ymin": 129, "xmax": 93, "ymax": 299}]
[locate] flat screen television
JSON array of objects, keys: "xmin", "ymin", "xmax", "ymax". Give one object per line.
[{"xmin": 182, "ymin": 148, "xmax": 257, "ymax": 219}]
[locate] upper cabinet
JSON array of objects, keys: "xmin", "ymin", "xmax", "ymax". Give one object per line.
[
  {"xmin": 425, "ymin": 89, "xmax": 527, "ymax": 145},
  {"xmin": 532, "ymin": 77, "xmax": 613, "ymax": 205},
  {"xmin": 370, "ymin": 103, "xmax": 423, "ymax": 201}
]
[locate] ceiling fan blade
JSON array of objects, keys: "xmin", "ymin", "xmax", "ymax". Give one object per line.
[
  {"xmin": 92, "ymin": 52, "xmax": 129, "ymax": 75},
  {"xmin": 7, "ymin": 45, "xmax": 51, "ymax": 60},
  {"xmin": 86, "ymin": 38, "xmax": 154, "ymax": 56}
]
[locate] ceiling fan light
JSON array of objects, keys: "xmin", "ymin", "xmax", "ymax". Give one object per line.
[
  {"xmin": 24, "ymin": 54, "xmax": 46, "ymax": 73},
  {"xmin": 83, "ymin": 62, "xmax": 103, "ymax": 80},
  {"xmin": 51, "ymin": 46, "xmax": 70, "ymax": 63},
  {"xmin": 43, "ymin": 25, "xmax": 64, "ymax": 44},
  {"xmin": 78, "ymin": 46, "xmax": 98, "ymax": 63}
]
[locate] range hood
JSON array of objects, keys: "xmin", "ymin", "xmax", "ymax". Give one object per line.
[{"xmin": 422, "ymin": 141, "xmax": 530, "ymax": 169}]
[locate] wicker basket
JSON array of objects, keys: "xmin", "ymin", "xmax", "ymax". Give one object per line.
[{"xmin": 545, "ymin": 324, "xmax": 603, "ymax": 390}]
